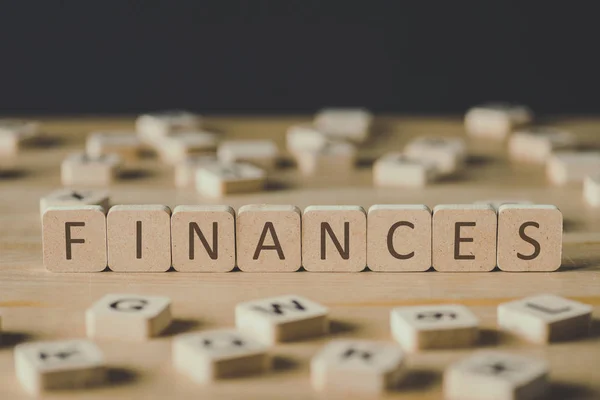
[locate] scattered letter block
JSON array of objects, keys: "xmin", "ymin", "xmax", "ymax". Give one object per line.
[
  {"xmin": 390, "ymin": 304, "xmax": 479, "ymax": 351},
  {"xmin": 107, "ymin": 205, "xmax": 172, "ymax": 272},
  {"xmin": 86, "ymin": 131, "xmax": 142, "ymax": 161},
  {"xmin": 171, "ymin": 205, "xmax": 236, "ymax": 272},
  {"xmin": 367, "ymin": 205, "xmax": 432, "ymax": 272},
  {"xmin": 237, "ymin": 204, "xmax": 302, "ymax": 272},
  {"xmin": 86, "ymin": 293, "xmax": 172, "ymax": 340},
  {"xmin": 373, "ymin": 152, "xmax": 438, "ymax": 187},
  {"xmin": 173, "ymin": 329, "xmax": 269, "ymax": 383},
  {"xmin": 465, "ymin": 103, "xmax": 532, "ymax": 139},
  {"xmin": 404, "ymin": 136, "xmax": 467, "ymax": 175},
  {"xmin": 286, "ymin": 124, "xmax": 328, "ymax": 153},
  {"xmin": 497, "ymin": 204, "xmax": 562, "ymax": 272},
  {"xmin": 432, "ymin": 204, "xmax": 497, "ymax": 272},
  {"xmin": 40, "ymin": 188, "xmax": 109, "ymax": 217},
  {"xmin": 136, "ymin": 110, "xmax": 201, "ymax": 144},
  {"xmin": 0, "ymin": 119, "xmax": 40, "ymax": 156},
  {"xmin": 235, "ymin": 294, "xmax": 329, "ymax": 344},
  {"xmin": 302, "ymin": 205, "xmax": 366, "ymax": 272},
  {"xmin": 498, "ymin": 294, "xmax": 592, "ymax": 343},
  {"xmin": 15, "ymin": 339, "xmax": 106, "ymax": 395},
  {"xmin": 61, "ymin": 152, "xmax": 121, "ymax": 186},
  {"xmin": 508, "ymin": 127, "xmax": 576, "ymax": 163},
  {"xmin": 584, "ymin": 173, "xmax": 600, "ymax": 207},
  {"xmin": 174, "ymin": 155, "xmax": 217, "ymax": 188},
  {"xmin": 195, "ymin": 162, "xmax": 266, "ymax": 198},
  {"xmin": 547, "ymin": 151, "xmax": 600, "ymax": 185},
  {"xmin": 159, "ymin": 131, "xmax": 218, "ymax": 164},
  {"xmin": 42, "ymin": 206, "xmax": 107, "ymax": 272},
  {"xmin": 294, "ymin": 140, "xmax": 356, "ymax": 176},
  {"xmin": 217, "ymin": 140, "xmax": 279, "ymax": 170},
  {"xmin": 314, "ymin": 108, "xmax": 372, "ymax": 143},
  {"xmin": 311, "ymin": 340, "xmax": 406, "ymax": 394}
]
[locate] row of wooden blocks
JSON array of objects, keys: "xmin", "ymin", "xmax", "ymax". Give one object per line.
[
  {"xmin": 8, "ymin": 293, "xmax": 591, "ymax": 398},
  {"xmin": 41, "ymin": 195, "xmax": 563, "ymax": 272}
]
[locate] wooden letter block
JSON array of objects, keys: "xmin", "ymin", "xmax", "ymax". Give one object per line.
[
  {"xmin": 217, "ymin": 140, "xmax": 279, "ymax": 170},
  {"xmin": 432, "ymin": 204, "xmax": 497, "ymax": 272},
  {"xmin": 237, "ymin": 204, "xmax": 301, "ymax": 272},
  {"xmin": 40, "ymin": 188, "xmax": 109, "ymax": 217},
  {"xmin": 390, "ymin": 304, "xmax": 479, "ymax": 352},
  {"xmin": 314, "ymin": 108, "xmax": 372, "ymax": 143},
  {"xmin": 547, "ymin": 151, "xmax": 600, "ymax": 185},
  {"xmin": 497, "ymin": 294, "xmax": 592, "ymax": 343},
  {"xmin": 497, "ymin": 204, "xmax": 562, "ymax": 272},
  {"xmin": 367, "ymin": 205, "xmax": 432, "ymax": 272},
  {"xmin": 465, "ymin": 103, "xmax": 532, "ymax": 139},
  {"xmin": 195, "ymin": 162, "xmax": 266, "ymax": 198},
  {"xmin": 294, "ymin": 140, "xmax": 356, "ymax": 176},
  {"xmin": 86, "ymin": 293, "xmax": 172, "ymax": 340},
  {"xmin": 311, "ymin": 340, "xmax": 406, "ymax": 395},
  {"xmin": 61, "ymin": 152, "xmax": 121, "ymax": 186},
  {"xmin": 42, "ymin": 206, "xmax": 107, "ymax": 272},
  {"xmin": 107, "ymin": 205, "xmax": 172, "ymax": 272},
  {"xmin": 159, "ymin": 131, "xmax": 218, "ymax": 164},
  {"xmin": 302, "ymin": 205, "xmax": 366, "ymax": 272},
  {"xmin": 0, "ymin": 119, "xmax": 40, "ymax": 156},
  {"xmin": 444, "ymin": 351, "xmax": 548, "ymax": 400},
  {"xmin": 173, "ymin": 329, "xmax": 269, "ymax": 383},
  {"xmin": 508, "ymin": 127, "xmax": 576, "ymax": 163},
  {"xmin": 15, "ymin": 339, "xmax": 106, "ymax": 395},
  {"xmin": 373, "ymin": 152, "xmax": 438, "ymax": 187},
  {"xmin": 584, "ymin": 173, "xmax": 600, "ymax": 207},
  {"xmin": 174, "ymin": 155, "xmax": 217, "ymax": 188},
  {"xmin": 86, "ymin": 131, "xmax": 142, "ymax": 161},
  {"xmin": 171, "ymin": 205, "xmax": 236, "ymax": 272},
  {"xmin": 136, "ymin": 110, "xmax": 202, "ymax": 144},
  {"xmin": 235, "ymin": 294, "xmax": 329, "ymax": 344},
  {"xmin": 286, "ymin": 124, "xmax": 328, "ymax": 153},
  {"xmin": 404, "ymin": 136, "xmax": 467, "ymax": 175}
]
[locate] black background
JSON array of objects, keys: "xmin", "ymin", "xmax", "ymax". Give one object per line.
[{"xmin": 1, "ymin": 2, "xmax": 599, "ymax": 115}]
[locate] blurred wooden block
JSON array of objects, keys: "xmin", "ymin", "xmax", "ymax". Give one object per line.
[
  {"xmin": 174, "ymin": 155, "xmax": 217, "ymax": 188},
  {"xmin": 237, "ymin": 205, "xmax": 301, "ymax": 272},
  {"xmin": 432, "ymin": 204, "xmax": 497, "ymax": 272},
  {"xmin": 136, "ymin": 110, "xmax": 201, "ymax": 144},
  {"xmin": 390, "ymin": 304, "xmax": 479, "ymax": 352},
  {"xmin": 404, "ymin": 136, "xmax": 467, "ymax": 175},
  {"xmin": 86, "ymin": 293, "xmax": 172, "ymax": 340},
  {"xmin": 497, "ymin": 204, "xmax": 562, "ymax": 272},
  {"xmin": 171, "ymin": 205, "xmax": 236, "ymax": 272},
  {"xmin": 159, "ymin": 131, "xmax": 218, "ymax": 164},
  {"xmin": 302, "ymin": 205, "xmax": 366, "ymax": 272},
  {"xmin": 61, "ymin": 152, "xmax": 121, "ymax": 186},
  {"xmin": 40, "ymin": 188, "xmax": 109, "ymax": 217},
  {"xmin": 498, "ymin": 294, "xmax": 592, "ymax": 343},
  {"xmin": 509, "ymin": 127, "xmax": 576, "ymax": 163},
  {"xmin": 173, "ymin": 329, "xmax": 269, "ymax": 383},
  {"xmin": 294, "ymin": 140, "xmax": 356, "ymax": 176},
  {"xmin": 444, "ymin": 351, "xmax": 548, "ymax": 400},
  {"xmin": 465, "ymin": 103, "xmax": 532, "ymax": 139},
  {"xmin": 0, "ymin": 119, "xmax": 40, "ymax": 156},
  {"xmin": 311, "ymin": 339, "xmax": 406, "ymax": 395},
  {"xmin": 15, "ymin": 339, "xmax": 106, "ymax": 395},
  {"xmin": 86, "ymin": 131, "xmax": 142, "ymax": 161},
  {"xmin": 584, "ymin": 173, "xmax": 600, "ymax": 207},
  {"xmin": 42, "ymin": 206, "xmax": 107, "ymax": 272},
  {"xmin": 547, "ymin": 151, "xmax": 600, "ymax": 185},
  {"xmin": 235, "ymin": 294, "xmax": 328, "ymax": 344},
  {"xmin": 286, "ymin": 124, "xmax": 328, "ymax": 153},
  {"xmin": 195, "ymin": 162, "xmax": 266, "ymax": 198},
  {"xmin": 107, "ymin": 205, "xmax": 172, "ymax": 272},
  {"xmin": 373, "ymin": 152, "xmax": 438, "ymax": 187},
  {"xmin": 367, "ymin": 205, "xmax": 432, "ymax": 272},
  {"xmin": 217, "ymin": 140, "xmax": 278, "ymax": 170},
  {"xmin": 314, "ymin": 108, "xmax": 372, "ymax": 143}
]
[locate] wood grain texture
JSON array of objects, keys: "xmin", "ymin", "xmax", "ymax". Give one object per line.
[{"xmin": 0, "ymin": 116, "xmax": 599, "ymax": 399}]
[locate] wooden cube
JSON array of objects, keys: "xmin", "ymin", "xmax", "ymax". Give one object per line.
[
  {"xmin": 136, "ymin": 110, "xmax": 201, "ymax": 144},
  {"xmin": 294, "ymin": 140, "xmax": 356, "ymax": 176},
  {"xmin": 390, "ymin": 304, "xmax": 479, "ymax": 352},
  {"xmin": 61, "ymin": 152, "xmax": 121, "ymax": 186},
  {"xmin": 42, "ymin": 206, "xmax": 107, "ymax": 272},
  {"xmin": 286, "ymin": 124, "xmax": 328, "ymax": 153},
  {"xmin": 40, "ymin": 188, "xmax": 110, "ymax": 217},
  {"xmin": 171, "ymin": 205, "xmax": 236, "ymax": 272},
  {"xmin": 86, "ymin": 293, "xmax": 172, "ymax": 340},
  {"xmin": 584, "ymin": 173, "xmax": 600, "ymax": 207},
  {"xmin": 373, "ymin": 152, "xmax": 438, "ymax": 187},
  {"xmin": 15, "ymin": 339, "xmax": 106, "ymax": 395},
  {"xmin": 314, "ymin": 108, "xmax": 372, "ymax": 143},
  {"xmin": 497, "ymin": 204, "xmax": 562, "ymax": 272},
  {"xmin": 173, "ymin": 329, "xmax": 269, "ymax": 383},
  {"xmin": 217, "ymin": 140, "xmax": 279, "ymax": 170},
  {"xmin": 107, "ymin": 205, "xmax": 172, "ymax": 272},
  {"xmin": 237, "ymin": 204, "xmax": 301, "ymax": 272},
  {"xmin": 498, "ymin": 294, "xmax": 592, "ymax": 343},
  {"xmin": 0, "ymin": 119, "xmax": 40, "ymax": 156},
  {"xmin": 508, "ymin": 127, "xmax": 576, "ymax": 163},
  {"xmin": 547, "ymin": 151, "xmax": 600, "ymax": 185},
  {"xmin": 159, "ymin": 131, "xmax": 218, "ymax": 164},
  {"xmin": 311, "ymin": 340, "xmax": 406, "ymax": 394},
  {"xmin": 404, "ymin": 136, "xmax": 467, "ymax": 175},
  {"xmin": 235, "ymin": 294, "xmax": 329, "ymax": 344},
  {"xmin": 465, "ymin": 103, "xmax": 532, "ymax": 139},
  {"xmin": 302, "ymin": 205, "xmax": 366, "ymax": 272},
  {"xmin": 86, "ymin": 131, "xmax": 142, "ymax": 161},
  {"xmin": 432, "ymin": 204, "xmax": 497, "ymax": 272},
  {"xmin": 174, "ymin": 155, "xmax": 217, "ymax": 188},
  {"xmin": 367, "ymin": 205, "xmax": 432, "ymax": 272},
  {"xmin": 195, "ymin": 162, "xmax": 266, "ymax": 198},
  {"xmin": 444, "ymin": 351, "xmax": 548, "ymax": 400}
]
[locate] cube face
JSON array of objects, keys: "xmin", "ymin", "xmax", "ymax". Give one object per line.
[
  {"xmin": 217, "ymin": 140, "xmax": 279, "ymax": 170},
  {"xmin": 107, "ymin": 205, "xmax": 172, "ymax": 272},
  {"xmin": 497, "ymin": 205, "xmax": 562, "ymax": 272},
  {"xmin": 40, "ymin": 188, "xmax": 110, "ymax": 217},
  {"xmin": 294, "ymin": 141, "xmax": 356, "ymax": 176},
  {"xmin": 498, "ymin": 294, "xmax": 592, "ymax": 343},
  {"xmin": 136, "ymin": 110, "xmax": 201, "ymax": 138},
  {"xmin": 391, "ymin": 304, "xmax": 479, "ymax": 351},
  {"xmin": 508, "ymin": 127, "xmax": 576, "ymax": 163},
  {"xmin": 373, "ymin": 152, "xmax": 436, "ymax": 187},
  {"xmin": 404, "ymin": 136, "xmax": 467, "ymax": 175},
  {"xmin": 61, "ymin": 152, "xmax": 121, "ymax": 186},
  {"xmin": 367, "ymin": 205, "xmax": 432, "ymax": 272},
  {"xmin": 86, "ymin": 293, "xmax": 172, "ymax": 340},
  {"xmin": 465, "ymin": 103, "xmax": 532, "ymax": 139},
  {"xmin": 237, "ymin": 205, "xmax": 302, "ymax": 272},
  {"xmin": 160, "ymin": 131, "xmax": 218, "ymax": 164},
  {"xmin": 444, "ymin": 351, "xmax": 548, "ymax": 400},
  {"xmin": 86, "ymin": 132, "xmax": 142, "ymax": 161},
  {"xmin": 314, "ymin": 108, "xmax": 372, "ymax": 143},
  {"xmin": 235, "ymin": 295, "xmax": 329, "ymax": 344},
  {"xmin": 432, "ymin": 204, "xmax": 497, "ymax": 272},
  {"xmin": 195, "ymin": 162, "xmax": 266, "ymax": 198},
  {"xmin": 171, "ymin": 205, "xmax": 236, "ymax": 272},
  {"xmin": 174, "ymin": 155, "xmax": 218, "ymax": 187},
  {"xmin": 547, "ymin": 151, "xmax": 600, "ymax": 185},
  {"xmin": 286, "ymin": 124, "xmax": 328, "ymax": 153},
  {"xmin": 584, "ymin": 173, "xmax": 600, "ymax": 207},
  {"xmin": 302, "ymin": 206, "xmax": 367, "ymax": 272}
]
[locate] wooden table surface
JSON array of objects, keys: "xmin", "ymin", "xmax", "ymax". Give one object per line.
[{"xmin": 0, "ymin": 116, "xmax": 599, "ymax": 399}]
